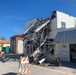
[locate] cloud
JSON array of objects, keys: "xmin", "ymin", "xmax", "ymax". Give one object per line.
[
  {"xmin": 0, "ymin": 15, "xmax": 33, "ymax": 22},
  {"xmin": 5, "ymin": 15, "xmax": 25, "ymax": 20}
]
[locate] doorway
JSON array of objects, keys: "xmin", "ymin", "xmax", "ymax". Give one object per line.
[
  {"xmin": 26, "ymin": 45, "xmax": 33, "ymax": 56},
  {"xmin": 18, "ymin": 40, "xmax": 23, "ymax": 53},
  {"xmin": 70, "ymin": 44, "xmax": 76, "ymax": 62}
]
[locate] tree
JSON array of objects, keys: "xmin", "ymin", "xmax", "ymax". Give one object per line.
[{"xmin": 0, "ymin": 36, "xmax": 6, "ymax": 40}]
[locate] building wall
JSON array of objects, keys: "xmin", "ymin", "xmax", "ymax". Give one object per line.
[
  {"xmin": 48, "ymin": 18, "xmax": 57, "ymax": 39},
  {"xmin": 48, "ymin": 11, "xmax": 76, "ymax": 40},
  {"xmin": 51, "ymin": 17, "xmax": 57, "ymax": 31},
  {"xmin": 56, "ymin": 41, "xmax": 76, "ymax": 62},
  {"xmin": 25, "ymin": 18, "xmax": 37, "ymax": 30},
  {"xmin": 0, "ymin": 44, "xmax": 2, "ymax": 52},
  {"xmin": 47, "ymin": 11, "xmax": 76, "ymax": 61},
  {"xmin": 25, "ymin": 11, "xmax": 76, "ymax": 40},
  {"xmin": 3, "ymin": 44, "xmax": 10, "ymax": 47},
  {"xmin": 57, "ymin": 11, "xmax": 76, "ymax": 29},
  {"xmin": 10, "ymin": 37, "xmax": 24, "ymax": 54},
  {"xmin": 0, "ymin": 44, "xmax": 10, "ymax": 52},
  {"xmin": 23, "ymin": 38, "xmax": 35, "ymax": 56},
  {"xmin": 24, "ymin": 11, "xmax": 76, "ymax": 62},
  {"xmin": 10, "ymin": 38, "xmax": 16, "ymax": 53},
  {"xmin": 57, "ymin": 42, "xmax": 70, "ymax": 62},
  {"xmin": 16, "ymin": 37, "xmax": 24, "ymax": 54},
  {"xmin": 55, "ymin": 11, "xmax": 76, "ymax": 62},
  {"xmin": 43, "ymin": 42, "xmax": 58, "ymax": 61}
]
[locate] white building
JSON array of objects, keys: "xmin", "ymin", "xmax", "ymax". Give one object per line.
[
  {"xmin": 50, "ymin": 11, "xmax": 76, "ymax": 62},
  {"xmin": 24, "ymin": 11, "xmax": 76, "ymax": 62}
]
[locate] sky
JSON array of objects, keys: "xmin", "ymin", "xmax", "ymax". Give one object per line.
[{"xmin": 0, "ymin": 0, "xmax": 76, "ymax": 40}]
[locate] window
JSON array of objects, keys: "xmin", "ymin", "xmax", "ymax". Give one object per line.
[
  {"xmin": 27, "ymin": 46, "xmax": 30, "ymax": 55},
  {"xmin": 44, "ymin": 43, "xmax": 54, "ymax": 55},
  {"xmin": 61, "ymin": 22, "xmax": 66, "ymax": 28}
]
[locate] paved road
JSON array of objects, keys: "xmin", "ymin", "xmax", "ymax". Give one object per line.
[{"xmin": 0, "ymin": 61, "xmax": 75, "ymax": 75}]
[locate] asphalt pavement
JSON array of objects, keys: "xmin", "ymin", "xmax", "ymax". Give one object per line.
[{"xmin": 0, "ymin": 60, "xmax": 76, "ymax": 75}]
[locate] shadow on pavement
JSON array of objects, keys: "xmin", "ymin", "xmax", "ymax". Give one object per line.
[
  {"xmin": 47, "ymin": 61, "xmax": 76, "ymax": 69},
  {"xmin": 2, "ymin": 72, "xmax": 17, "ymax": 75},
  {"xmin": 1, "ymin": 53, "xmax": 24, "ymax": 63},
  {"xmin": 61, "ymin": 61, "xmax": 76, "ymax": 69}
]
